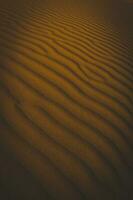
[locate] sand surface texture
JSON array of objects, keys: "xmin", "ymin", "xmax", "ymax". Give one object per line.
[{"xmin": 0, "ymin": 0, "xmax": 133, "ymax": 199}]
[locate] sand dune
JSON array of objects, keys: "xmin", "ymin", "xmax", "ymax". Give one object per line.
[{"xmin": 0, "ymin": 0, "xmax": 133, "ymax": 199}]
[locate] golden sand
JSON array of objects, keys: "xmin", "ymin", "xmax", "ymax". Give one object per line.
[{"xmin": 0, "ymin": 0, "xmax": 133, "ymax": 199}]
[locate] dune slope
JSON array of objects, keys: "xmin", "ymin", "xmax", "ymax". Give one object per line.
[{"xmin": 0, "ymin": 0, "xmax": 133, "ymax": 199}]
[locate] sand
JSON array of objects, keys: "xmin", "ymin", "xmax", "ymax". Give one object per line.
[{"xmin": 0, "ymin": 0, "xmax": 133, "ymax": 199}]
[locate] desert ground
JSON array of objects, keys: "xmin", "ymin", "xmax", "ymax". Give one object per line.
[{"xmin": 0, "ymin": 0, "xmax": 133, "ymax": 199}]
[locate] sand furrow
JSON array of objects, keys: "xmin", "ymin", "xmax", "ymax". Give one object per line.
[{"xmin": 0, "ymin": 0, "xmax": 133, "ymax": 199}]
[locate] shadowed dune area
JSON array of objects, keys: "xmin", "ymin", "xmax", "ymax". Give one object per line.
[{"xmin": 0, "ymin": 0, "xmax": 133, "ymax": 199}]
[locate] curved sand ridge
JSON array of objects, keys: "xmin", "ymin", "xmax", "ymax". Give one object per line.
[{"xmin": 0, "ymin": 0, "xmax": 133, "ymax": 199}]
